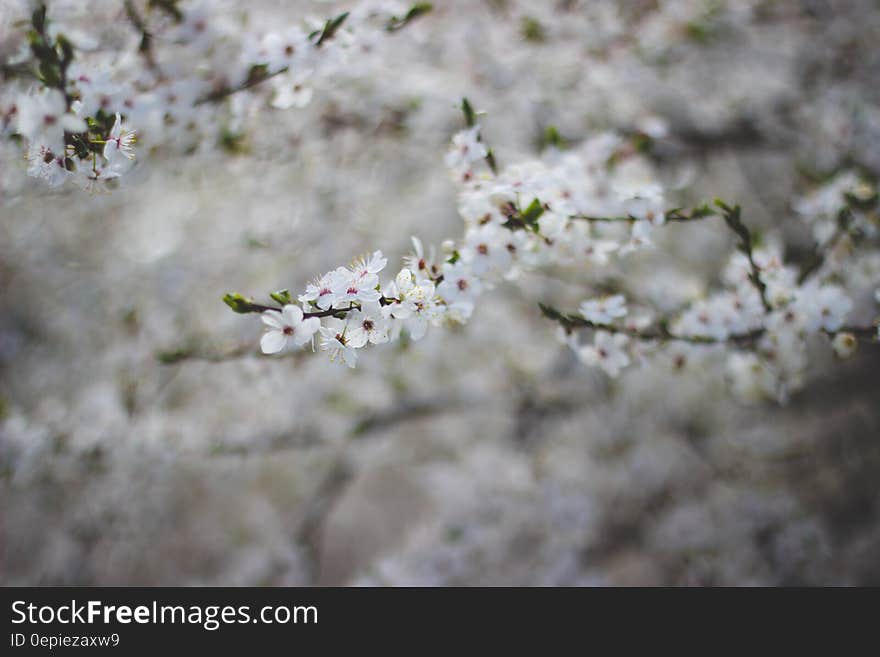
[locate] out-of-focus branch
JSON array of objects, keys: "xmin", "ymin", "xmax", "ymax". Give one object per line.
[
  {"xmin": 194, "ymin": 65, "xmax": 288, "ymax": 106},
  {"xmin": 797, "ymin": 207, "xmax": 852, "ymax": 284},
  {"xmin": 539, "ymin": 303, "xmax": 765, "ymax": 347},
  {"xmin": 124, "ymin": 0, "xmax": 162, "ymax": 77},
  {"xmin": 351, "ymin": 395, "xmax": 469, "ymax": 436},
  {"xmin": 156, "ymin": 340, "xmax": 309, "ymax": 364},
  {"xmin": 540, "ymin": 302, "xmax": 877, "ymax": 346}
]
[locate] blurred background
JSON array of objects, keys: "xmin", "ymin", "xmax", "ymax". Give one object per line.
[{"xmin": 2, "ymin": 0, "xmax": 879, "ymax": 585}]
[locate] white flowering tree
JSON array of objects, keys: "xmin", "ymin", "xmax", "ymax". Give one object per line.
[
  {"xmin": 3, "ymin": 1, "xmax": 880, "ymax": 587},
  {"xmin": 2, "ymin": 0, "xmax": 430, "ymax": 191}
]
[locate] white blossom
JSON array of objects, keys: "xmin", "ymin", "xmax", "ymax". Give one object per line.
[
  {"xmin": 260, "ymin": 304, "xmax": 321, "ymax": 354},
  {"xmin": 102, "ymin": 113, "xmax": 137, "ymax": 162},
  {"xmin": 319, "ymin": 317, "xmax": 361, "ymax": 368},
  {"xmin": 831, "ymin": 332, "xmax": 857, "ymax": 358},
  {"xmin": 444, "ymin": 125, "xmax": 487, "ymax": 174},
  {"xmin": 580, "ymin": 295, "xmax": 627, "ymax": 325},
  {"xmin": 577, "ymin": 331, "xmax": 631, "ymax": 377}
]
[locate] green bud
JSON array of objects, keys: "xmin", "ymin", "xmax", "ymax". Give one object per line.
[
  {"xmin": 269, "ymin": 289, "xmax": 292, "ymax": 306},
  {"xmin": 223, "ymin": 293, "xmax": 256, "ymax": 314}
]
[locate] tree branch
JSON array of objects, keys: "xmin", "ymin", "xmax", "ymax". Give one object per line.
[
  {"xmin": 539, "ymin": 303, "xmax": 764, "ymax": 347},
  {"xmin": 124, "ymin": 0, "xmax": 162, "ymax": 77}
]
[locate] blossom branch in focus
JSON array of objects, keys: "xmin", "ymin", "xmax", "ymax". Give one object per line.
[{"xmin": 195, "ymin": 101, "xmax": 880, "ymax": 403}]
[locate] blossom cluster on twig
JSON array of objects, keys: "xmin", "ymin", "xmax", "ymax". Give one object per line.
[
  {"xmin": 220, "ymin": 99, "xmax": 879, "ymax": 401},
  {"xmin": 2, "ymin": 1, "xmax": 431, "ymax": 192}
]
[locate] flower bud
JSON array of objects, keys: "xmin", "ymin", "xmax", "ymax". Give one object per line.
[{"xmin": 832, "ymin": 332, "xmax": 857, "ymax": 359}]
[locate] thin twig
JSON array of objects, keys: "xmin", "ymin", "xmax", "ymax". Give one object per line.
[
  {"xmin": 194, "ymin": 66, "xmax": 288, "ymax": 106},
  {"xmin": 539, "ymin": 303, "xmax": 764, "ymax": 347},
  {"xmin": 797, "ymin": 207, "xmax": 852, "ymax": 284},
  {"xmin": 540, "ymin": 303, "xmax": 877, "ymax": 348},
  {"xmin": 124, "ymin": 0, "xmax": 162, "ymax": 77}
]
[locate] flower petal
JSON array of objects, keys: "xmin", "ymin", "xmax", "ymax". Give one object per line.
[
  {"xmin": 299, "ymin": 316, "xmax": 321, "ymax": 336},
  {"xmin": 282, "ymin": 304, "xmax": 304, "ymax": 325},
  {"xmin": 260, "ymin": 330, "xmax": 286, "ymax": 354},
  {"xmin": 261, "ymin": 311, "xmax": 284, "ymax": 329}
]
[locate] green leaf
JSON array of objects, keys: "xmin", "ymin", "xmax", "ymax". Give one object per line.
[
  {"xmin": 691, "ymin": 203, "xmax": 715, "ymax": 219},
  {"xmin": 387, "ymin": 3, "xmax": 433, "ymax": 31},
  {"xmin": 541, "ymin": 125, "xmax": 564, "ymax": 150},
  {"xmin": 37, "ymin": 61, "xmax": 60, "ymax": 87},
  {"xmin": 520, "ymin": 198, "xmax": 545, "ymax": 225},
  {"xmin": 315, "ymin": 12, "xmax": 349, "ymax": 46},
  {"xmin": 218, "ymin": 129, "xmax": 248, "ymax": 155},
  {"xmin": 713, "ymin": 198, "xmax": 733, "ymax": 213},
  {"xmin": 521, "ymin": 16, "xmax": 545, "ymax": 43},
  {"xmin": 485, "ymin": 148, "xmax": 498, "ymax": 174},
  {"xmin": 461, "ymin": 97, "xmax": 476, "ymax": 127}
]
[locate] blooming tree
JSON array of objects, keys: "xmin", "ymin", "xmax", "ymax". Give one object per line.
[
  {"xmin": 2, "ymin": 0, "xmax": 431, "ymax": 192},
  {"xmin": 3, "ymin": 0, "xmax": 880, "ymax": 588},
  {"xmin": 223, "ymin": 100, "xmax": 880, "ymax": 402},
  {"xmin": 4, "ymin": 2, "xmax": 877, "ymax": 403}
]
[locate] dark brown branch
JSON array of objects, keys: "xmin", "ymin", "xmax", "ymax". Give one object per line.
[
  {"xmin": 223, "ymin": 293, "xmax": 399, "ymax": 318},
  {"xmin": 352, "ymin": 395, "xmax": 465, "ymax": 436},
  {"xmin": 230, "ymin": 299, "xmax": 357, "ymax": 318},
  {"xmin": 540, "ymin": 303, "xmax": 877, "ymax": 350},
  {"xmin": 157, "ymin": 342, "xmax": 299, "ymax": 364},
  {"xmin": 570, "ymin": 204, "xmax": 717, "ymax": 224},
  {"xmin": 539, "ymin": 303, "xmax": 764, "ymax": 347}
]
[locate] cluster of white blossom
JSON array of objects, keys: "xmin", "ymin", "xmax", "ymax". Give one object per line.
[
  {"xmin": 231, "ymin": 107, "xmax": 879, "ymax": 402},
  {"xmin": 2, "ymin": 1, "xmax": 430, "ymax": 192},
  {"xmin": 6, "ymin": 0, "xmax": 880, "ymax": 588},
  {"xmin": 563, "ymin": 175, "xmax": 880, "ymax": 402},
  {"xmin": 230, "ymin": 110, "xmax": 667, "ymax": 364}
]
